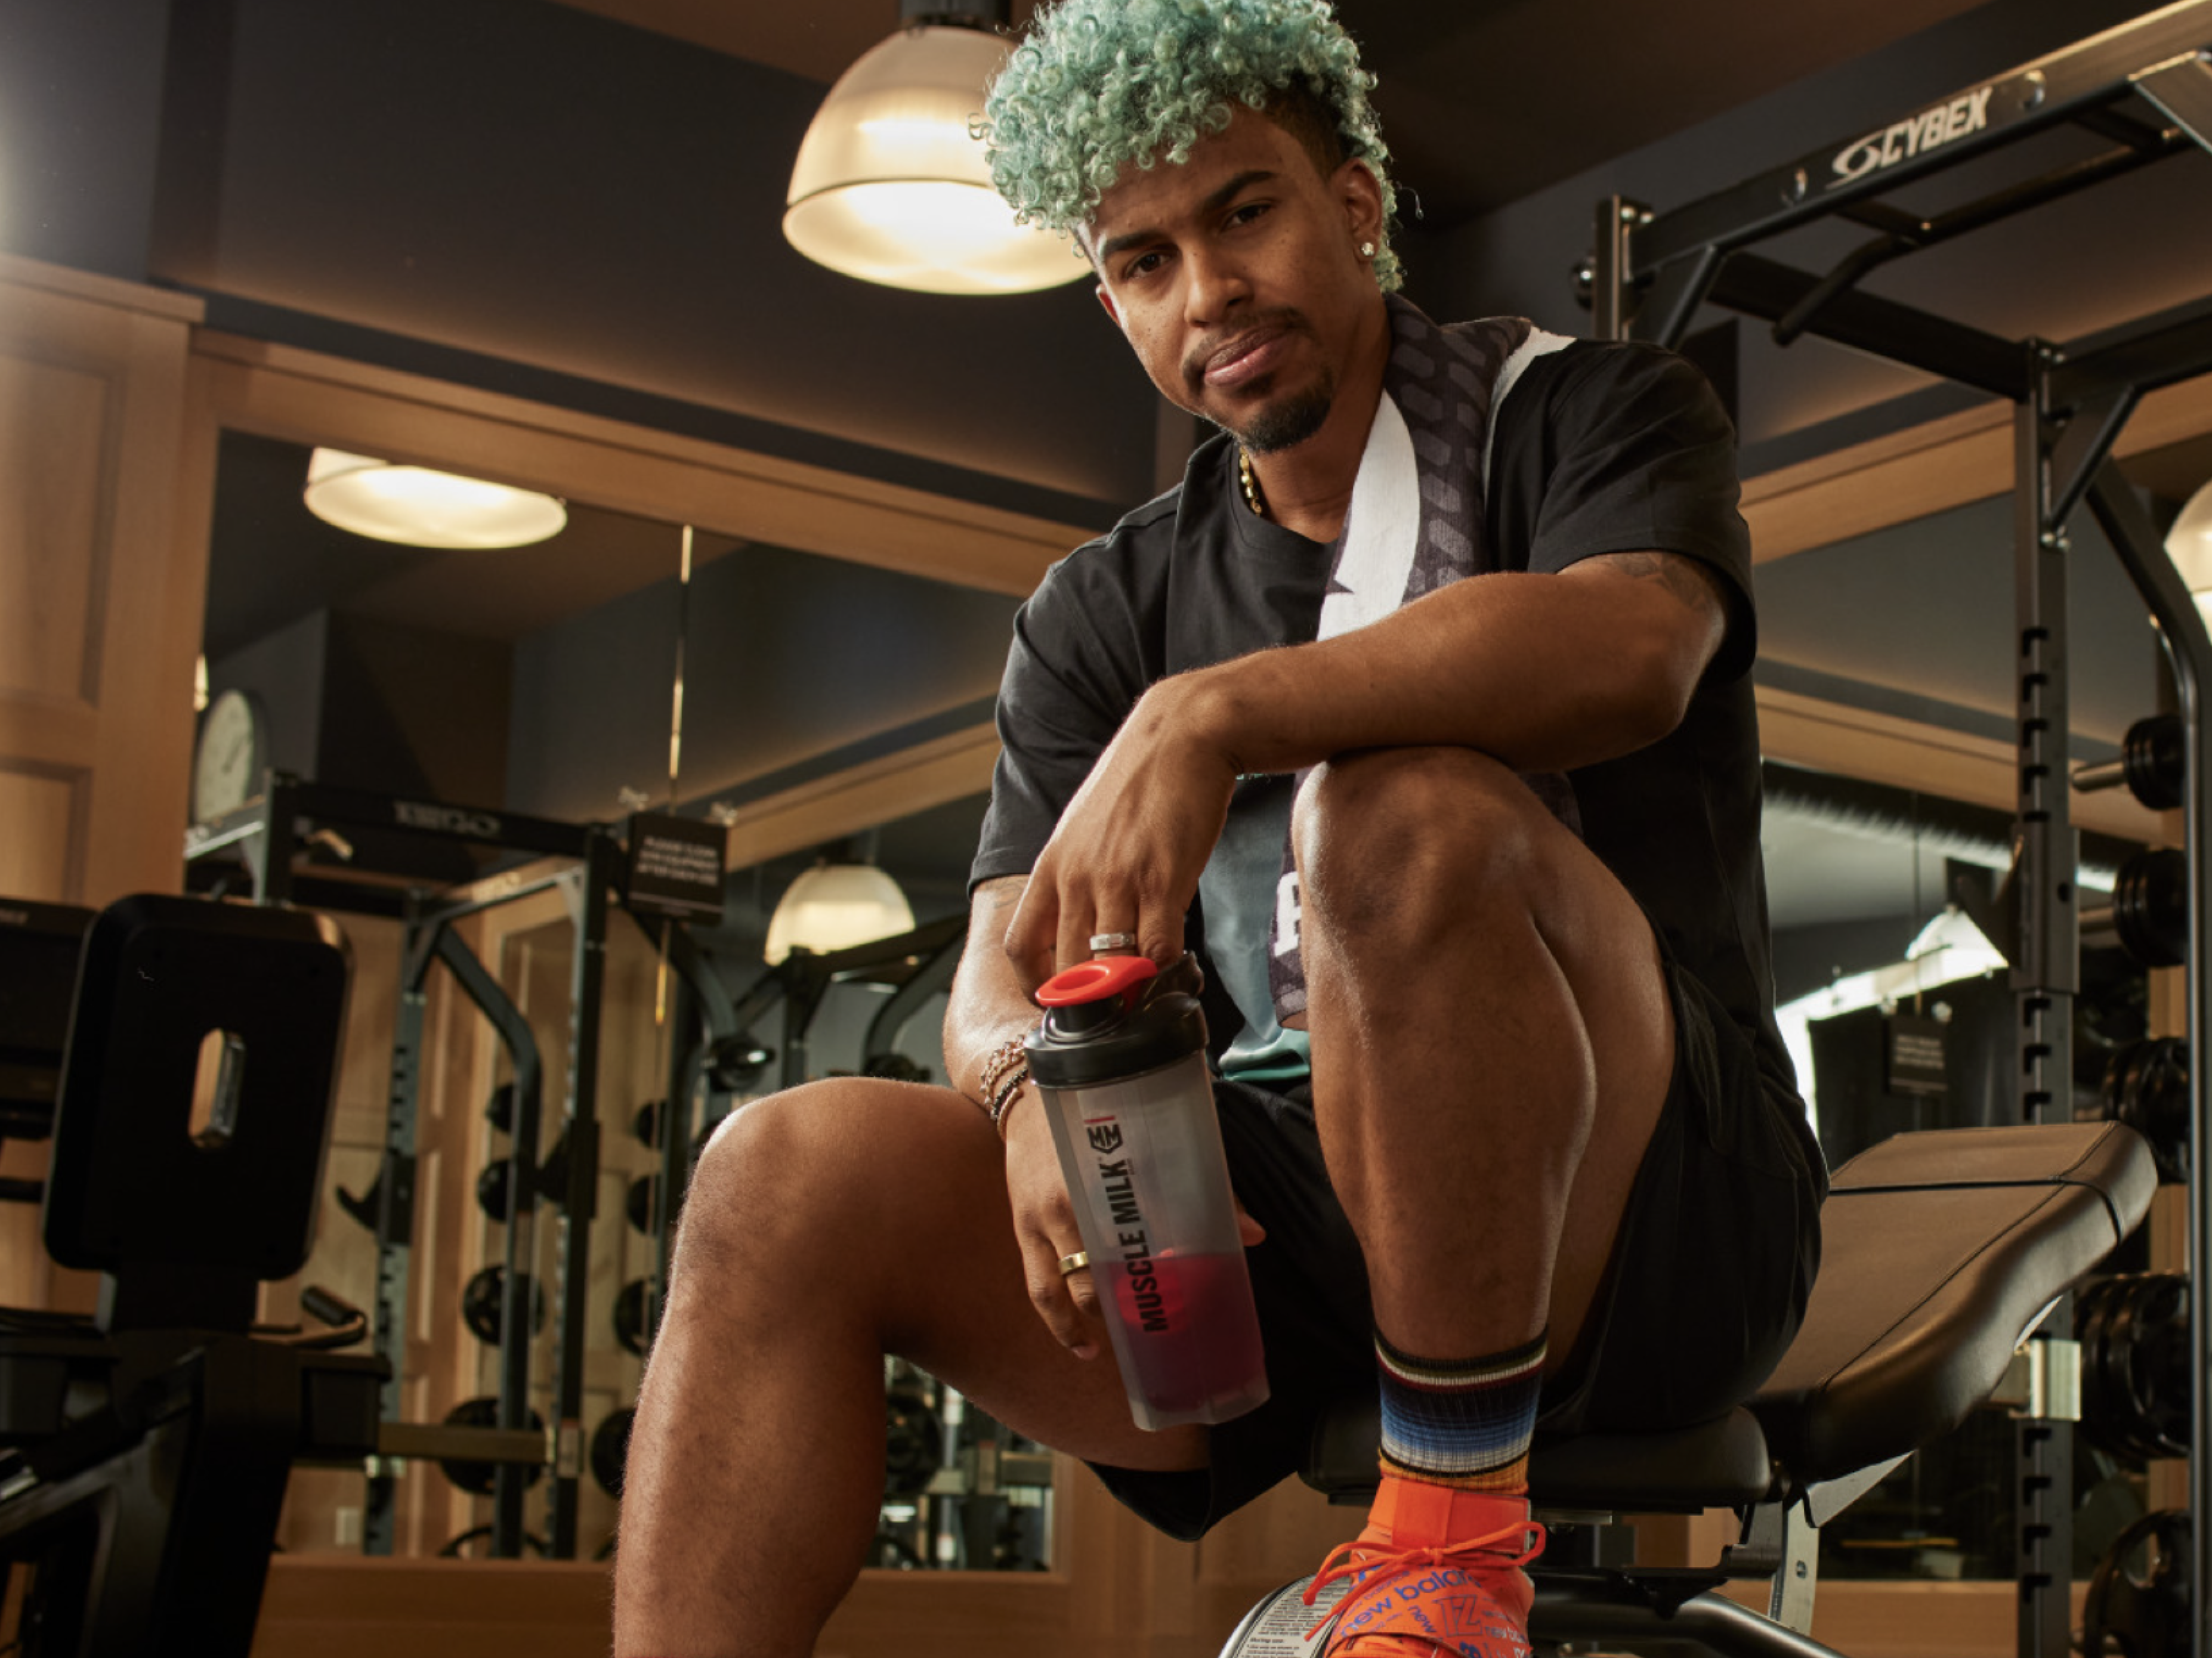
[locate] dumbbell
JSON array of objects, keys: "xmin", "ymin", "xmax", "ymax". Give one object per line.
[
  {"xmin": 2081, "ymin": 848, "xmax": 2188, "ymax": 967},
  {"xmin": 2095, "ymin": 1038, "xmax": 2189, "ymax": 1184},
  {"xmin": 626, "ymin": 1174, "xmax": 656, "ymax": 1235},
  {"xmin": 461, "ymin": 1264, "xmax": 547, "ymax": 1345},
  {"xmin": 485, "ymin": 1081, "xmax": 517, "ymax": 1136},
  {"xmin": 2074, "ymin": 714, "xmax": 2185, "ymax": 812}
]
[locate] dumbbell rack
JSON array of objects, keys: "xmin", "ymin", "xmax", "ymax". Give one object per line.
[
  {"xmin": 186, "ymin": 777, "xmax": 616, "ymax": 1559},
  {"xmin": 1582, "ymin": 7, "xmax": 2212, "ymax": 1654}
]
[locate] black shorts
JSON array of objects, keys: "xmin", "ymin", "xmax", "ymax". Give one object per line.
[{"xmin": 1086, "ymin": 951, "xmax": 1827, "ymax": 1541}]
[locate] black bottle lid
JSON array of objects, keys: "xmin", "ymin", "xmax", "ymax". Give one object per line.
[{"xmin": 1024, "ymin": 954, "xmax": 1209, "ymax": 1088}]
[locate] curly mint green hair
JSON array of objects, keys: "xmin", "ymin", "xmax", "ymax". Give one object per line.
[{"xmin": 983, "ymin": 0, "xmax": 1403, "ymax": 292}]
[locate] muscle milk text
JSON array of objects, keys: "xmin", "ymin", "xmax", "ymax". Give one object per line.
[{"xmin": 1088, "ymin": 1119, "xmax": 1169, "ymax": 1333}]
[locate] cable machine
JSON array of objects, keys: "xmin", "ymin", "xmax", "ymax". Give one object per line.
[{"xmin": 1583, "ymin": 6, "xmax": 2212, "ymax": 1651}]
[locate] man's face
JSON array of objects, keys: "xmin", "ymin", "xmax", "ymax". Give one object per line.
[{"xmin": 1085, "ymin": 106, "xmax": 1384, "ymax": 456}]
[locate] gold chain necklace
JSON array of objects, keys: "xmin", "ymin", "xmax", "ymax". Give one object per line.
[{"xmin": 1237, "ymin": 448, "xmax": 1266, "ymax": 518}]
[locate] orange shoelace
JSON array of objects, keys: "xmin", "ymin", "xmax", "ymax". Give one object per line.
[{"xmin": 1300, "ymin": 1518, "xmax": 1547, "ymax": 1640}]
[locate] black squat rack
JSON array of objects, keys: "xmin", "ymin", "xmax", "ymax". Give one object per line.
[
  {"xmin": 185, "ymin": 775, "xmax": 721, "ymax": 1560},
  {"xmin": 1583, "ymin": 5, "xmax": 2212, "ymax": 1654}
]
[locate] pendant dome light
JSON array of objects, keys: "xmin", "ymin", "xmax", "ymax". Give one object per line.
[
  {"xmin": 764, "ymin": 860, "xmax": 916, "ymax": 964},
  {"xmin": 784, "ymin": 0, "xmax": 1085, "ymax": 296},
  {"xmin": 304, "ymin": 448, "xmax": 567, "ymax": 550},
  {"xmin": 2169, "ymin": 475, "xmax": 2212, "ymax": 626}
]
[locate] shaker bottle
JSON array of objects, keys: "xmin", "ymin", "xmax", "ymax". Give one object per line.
[{"xmin": 1025, "ymin": 953, "xmax": 1269, "ymax": 1431}]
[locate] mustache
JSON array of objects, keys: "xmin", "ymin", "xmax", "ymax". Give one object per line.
[{"xmin": 1181, "ymin": 309, "xmax": 1309, "ymax": 389}]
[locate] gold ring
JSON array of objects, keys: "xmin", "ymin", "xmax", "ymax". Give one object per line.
[{"xmin": 1056, "ymin": 1251, "xmax": 1090, "ymax": 1276}]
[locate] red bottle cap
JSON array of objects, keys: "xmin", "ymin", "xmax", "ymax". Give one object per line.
[{"xmin": 1036, "ymin": 954, "xmax": 1157, "ymax": 1008}]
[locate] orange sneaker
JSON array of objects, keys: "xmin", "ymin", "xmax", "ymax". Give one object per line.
[{"xmin": 1300, "ymin": 1476, "xmax": 1544, "ymax": 1658}]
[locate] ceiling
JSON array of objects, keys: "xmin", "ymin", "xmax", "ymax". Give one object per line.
[{"xmin": 543, "ymin": 0, "xmax": 1998, "ymax": 225}]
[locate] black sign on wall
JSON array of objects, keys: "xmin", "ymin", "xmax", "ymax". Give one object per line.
[{"xmin": 623, "ymin": 813, "xmax": 726, "ymax": 926}]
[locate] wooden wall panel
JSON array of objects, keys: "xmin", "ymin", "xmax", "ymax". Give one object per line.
[
  {"xmin": 0, "ymin": 354, "xmax": 106, "ymax": 703},
  {"xmin": 0, "ymin": 255, "xmax": 205, "ymax": 911},
  {"xmin": 0, "ymin": 765, "xmax": 82, "ymax": 902}
]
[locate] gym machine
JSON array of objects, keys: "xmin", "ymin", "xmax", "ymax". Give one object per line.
[
  {"xmin": 0, "ymin": 902, "xmax": 96, "ymax": 1210},
  {"xmin": 1566, "ymin": 4, "xmax": 2212, "ymax": 1656},
  {"xmin": 185, "ymin": 773, "xmax": 727, "ymax": 1560},
  {"xmin": 0, "ymin": 895, "xmax": 383, "ymax": 1656}
]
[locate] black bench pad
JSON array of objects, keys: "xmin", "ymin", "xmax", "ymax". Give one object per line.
[
  {"xmin": 1750, "ymin": 1121, "xmax": 2153, "ymax": 1487},
  {"xmin": 1302, "ymin": 1124, "xmax": 2152, "ymax": 1512}
]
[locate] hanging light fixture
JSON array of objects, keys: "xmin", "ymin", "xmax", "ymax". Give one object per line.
[
  {"xmin": 2168, "ymin": 475, "xmax": 2212, "ymax": 624},
  {"xmin": 784, "ymin": 0, "xmax": 1084, "ymax": 296},
  {"xmin": 303, "ymin": 448, "xmax": 567, "ymax": 550},
  {"xmin": 764, "ymin": 860, "xmax": 916, "ymax": 964}
]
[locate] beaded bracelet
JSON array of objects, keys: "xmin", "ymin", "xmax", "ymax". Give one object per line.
[
  {"xmin": 986, "ymin": 1065, "xmax": 1031, "ymax": 1136},
  {"xmin": 977, "ymin": 1033, "xmax": 1027, "ymax": 1102}
]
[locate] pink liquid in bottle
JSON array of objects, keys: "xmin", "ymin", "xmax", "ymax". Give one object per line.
[{"xmin": 1105, "ymin": 1249, "xmax": 1268, "ymax": 1417}]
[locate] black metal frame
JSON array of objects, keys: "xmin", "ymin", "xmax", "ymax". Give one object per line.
[
  {"xmin": 183, "ymin": 776, "xmax": 615, "ymax": 1559},
  {"xmin": 1586, "ymin": 7, "xmax": 2212, "ymax": 1654}
]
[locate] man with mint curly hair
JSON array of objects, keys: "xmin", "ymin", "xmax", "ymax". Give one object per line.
[{"xmin": 614, "ymin": 3, "xmax": 1821, "ymax": 1654}]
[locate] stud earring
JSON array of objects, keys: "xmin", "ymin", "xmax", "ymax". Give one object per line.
[{"xmin": 1359, "ymin": 240, "xmax": 1376, "ymax": 258}]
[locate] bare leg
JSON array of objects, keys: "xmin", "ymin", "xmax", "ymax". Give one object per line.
[
  {"xmin": 1293, "ymin": 747, "xmax": 1674, "ymax": 1365},
  {"xmin": 613, "ymin": 1077, "xmax": 1206, "ymax": 1658}
]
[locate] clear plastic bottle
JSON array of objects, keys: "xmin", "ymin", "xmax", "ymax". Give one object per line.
[{"xmin": 1025, "ymin": 954, "xmax": 1269, "ymax": 1431}]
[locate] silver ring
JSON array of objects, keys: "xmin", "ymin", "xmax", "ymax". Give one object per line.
[
  {"xmin": 1088, "ymin": 932, "xmax": 1137, "ymax": 954},
  {"xmin": 1057, "ymin": 1251, "xmax": 1090, "ymax": 1276}
]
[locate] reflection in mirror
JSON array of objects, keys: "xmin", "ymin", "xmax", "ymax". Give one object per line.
[
  {"xmin": 191, "ymin": 423, "xmax": 1030, "ymax": 1564},
  {"xmin": 1760, "ymin": 763, "xmax": 2157, "ymax": 1584}
]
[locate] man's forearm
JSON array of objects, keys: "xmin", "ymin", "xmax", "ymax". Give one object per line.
[
  {"xmin": 1166, "ymin": 561, "xmax": 1720, "ymax": 780},
  {"xmin": 943, "ymin": 875, "xmax": 1043, "ymax": 1109}
]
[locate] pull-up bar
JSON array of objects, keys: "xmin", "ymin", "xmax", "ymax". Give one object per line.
[{"xmin": 1590, "ymin": 0, "xmax": 2212, "ymax": 378}]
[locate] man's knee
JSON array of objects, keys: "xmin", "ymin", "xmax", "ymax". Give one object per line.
[
  {"xmin": 679, "ymin": 1077, "xmax": 941, "ymax": 1275},
  {"xmin": 1292, "ymin": 746, "xmax": 1554, "ymax": 946}
]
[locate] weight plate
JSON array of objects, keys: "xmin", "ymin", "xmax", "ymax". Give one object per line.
[
  {"xmin": 435, "ymin": 1396, "xmax": 546, "ymax": 1496},
  {"xmin": 476, "ymin": 1161, "xmax": 513, "ymax": 1223},
  {"xmin": 2084, "ymin": 1508, "xmax": 2190, "ymax": 1658},
  {"xmin": 591, "ymin": 1406, "xmax": 637, "ymax": 1498},
  {"xmin": 461, "ymin": 1264, "xmax": 546, "ymax": 1347},
  {"xmin": 614, "ymin": 1277, "xmax": 653, "ymax": 1357}
]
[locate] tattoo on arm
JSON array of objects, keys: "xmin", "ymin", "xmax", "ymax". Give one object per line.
[
  {"xmin": 972, "ymin": 874, "xmax": 1026, "ymax": 926},
  {"xmin": 1580, "ymin": 550, "xmax": 1728, "ymax": 624}
]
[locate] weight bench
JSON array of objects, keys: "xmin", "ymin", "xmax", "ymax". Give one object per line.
[
  {"xmin": 0, "ymin": 895, "xmax": 387, "ymax": 1658},
  {"xmin": 1225, "ymin": 1120, "xmax": 2157, "ymax": 1656}
]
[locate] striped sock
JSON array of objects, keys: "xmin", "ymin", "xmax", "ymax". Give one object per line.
[{"xmin": 1376, "ymin": 1328, "xmax": 1547, "ymax": 1492}]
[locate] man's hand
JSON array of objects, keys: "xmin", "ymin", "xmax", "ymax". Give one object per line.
[
  {"xmin": 1004, "ymin": 679, "xmax": 1241, "ymax": 986},
  {"xmin": 1001, "ymin": 1089, "xmax": 1105, "ymax": 1359},
  {"xmin": 1002, "ymin": 1084, "xmax": 1267, "ymax": 1359}
]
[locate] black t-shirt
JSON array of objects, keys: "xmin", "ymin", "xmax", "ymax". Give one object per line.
[{"xmin": 972, "ymin": 336, "xmax": 1794, "ymax": 1096}]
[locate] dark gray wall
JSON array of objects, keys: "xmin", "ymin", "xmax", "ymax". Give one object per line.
[
  {"xmin": 146, "ymin": 0, "xmax": 1158, "ymax": 509},
  {"xmin": 506, "ymin": 543, "xmax": 1020, "ymax": 824},
  {"xmin": 0, "ymin": 0, "xmax": 172, "ymax": 280},
  {"xmin": 207, "ymin": 608, "xmax": 327, "ymax": 781},
  {"xmin": 1754, "ymin": 490, "xmax": 2167, "ymax": 747}
]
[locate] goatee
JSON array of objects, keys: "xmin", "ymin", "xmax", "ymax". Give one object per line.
[{"xmin": 1236, "ymin": 379, "xmax": 1334, "ymax": 455}]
